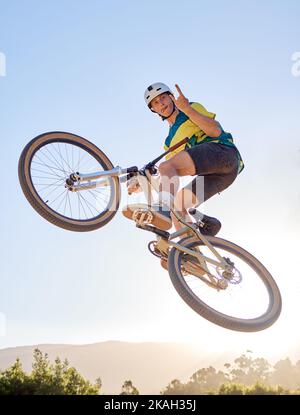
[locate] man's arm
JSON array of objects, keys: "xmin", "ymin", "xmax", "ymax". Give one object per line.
[
  {"xmin": 171, "ymin": 84, "xmax": 222, "ymax": 137},
  {"xmin": 182, "ymin": 106, "xmax": 221, "ymax": 137}
]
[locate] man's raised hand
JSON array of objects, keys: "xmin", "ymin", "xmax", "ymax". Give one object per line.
[{"xmin": 170, "ymin": 84, "xmax": 190, "ymax": 113}]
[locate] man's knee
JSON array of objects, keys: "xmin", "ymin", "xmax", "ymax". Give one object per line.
[{"xmin": 158, "ymin": 160, "xmax": 174, "ymax": 175}]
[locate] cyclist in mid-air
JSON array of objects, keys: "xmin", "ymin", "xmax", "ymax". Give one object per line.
[{"xmin": 123, "ymin": 82, "xmax": 244, "ymax": 248}]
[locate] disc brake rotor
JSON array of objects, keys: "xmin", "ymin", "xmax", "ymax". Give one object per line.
[{"xmin": 216, "ymin": 265, "xmax": 242, "ymax": 285}]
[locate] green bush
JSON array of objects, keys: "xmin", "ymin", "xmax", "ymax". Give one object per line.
[{"xmin": 0, "ymin": 348, "xmax": 100, "ymax": 395}]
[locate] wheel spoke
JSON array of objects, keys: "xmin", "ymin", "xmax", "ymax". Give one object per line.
[
  {"xmin": 80, "ymin": 192, "xmax": 101, "ymax": 215},
  {"xmin": 176, "ymin": 241, "xmax": 272, "ymax": 321},
  {"xmin": 67, "ymin": 191, "xmax": 73, "ymax": 218},
  {"xmin": 34, "ymin": 153, "xmax": 63, "ymax": 179},
  {"xmin": 52, "ymin": 143, "xmax": 71, "ymax": 174},
  {"xmin": 32, "ymin": 160, "xmax": 67, "ymax": 174},
  {"xmin": 31, "ymin": 167, "xmax": 62, "ymax": 177},
  {"xmin": 78, "ymin": 193, "xmax": 89, "ymax": 219},
  {"xmin": 35, "ymin": 178, "xmax": 66, "ymax": 192},
  {"xmin": 43, "ymin": 145, "xmax": 65, "ymax": 171},
  {"xmin": 28, "ymin": 139, "xmax": 114, "ymax": 223},
  {"xmin": 56, "ymin": 190, "xmax": 68, "ymax": 212},
  {"xmin": 50, "ymin": 187, "xmax": 68, "ymax": 206}
]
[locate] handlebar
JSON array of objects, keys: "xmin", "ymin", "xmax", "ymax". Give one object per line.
[
  {"xmin": 146, "ymin": 136, "xmax": 189, "ymax": 167},
  {"xmin": 120, "ymin": 136, "xmax": 190, "ymax": 185}
]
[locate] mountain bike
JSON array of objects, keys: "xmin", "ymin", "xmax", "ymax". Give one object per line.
[{"xmin": 18, "ymin": 131, "xmax": 282, "ymax": 332}]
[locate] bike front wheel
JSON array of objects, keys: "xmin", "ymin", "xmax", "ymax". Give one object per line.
[
  {"xmin": 18, "ymin": 131, "xmax": 120, "ymax": 232},
  {"xmin": 168, "ymin": 235, "xmax": 282, "ymax": 332}
]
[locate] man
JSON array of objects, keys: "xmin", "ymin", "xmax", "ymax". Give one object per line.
[{"xmin": 123, "ymin": 82, "xmax": 244, "ymax": 236}]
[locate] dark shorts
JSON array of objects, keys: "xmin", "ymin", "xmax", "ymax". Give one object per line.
[{"xmin": 184, "ymin": 142, "xmax": 239, "ymax": 206}]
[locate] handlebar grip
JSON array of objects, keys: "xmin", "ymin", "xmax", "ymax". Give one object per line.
[{"xmin": 126, "ymin": 166, "xmax": 139, "ymax": 173}]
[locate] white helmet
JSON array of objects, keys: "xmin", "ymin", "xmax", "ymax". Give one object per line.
[{"xmin": 144, "ymin": 82, "xmax": 172, "ymax": 107}]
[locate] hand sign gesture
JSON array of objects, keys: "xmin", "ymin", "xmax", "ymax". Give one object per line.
[{"xmin": 170, "ymin": 84, "xmax": 190, "ymax": 113}]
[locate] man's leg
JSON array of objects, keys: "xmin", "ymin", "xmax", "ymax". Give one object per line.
[
  {"xmin": 171, "ymin": 188, "xmax": 199, "ymax": 231},
  {"xmin": 122, "ymin": 151, "xmax": 197, "ymax": 231},
  {"xmin": 158, "ymin": 151, "xmax": 196, "ymax": 209}
]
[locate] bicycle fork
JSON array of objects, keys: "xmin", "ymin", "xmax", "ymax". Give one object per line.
[{"xmin": 65, "ymin": 166, "xmax": 138, "ymax": 192}]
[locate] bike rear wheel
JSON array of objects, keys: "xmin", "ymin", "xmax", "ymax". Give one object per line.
[
  {"xmin": 18, "ymin": 131, "xmax": 120, "ymax": 232},
  {"xmin": 168, "ymin": 235, "xmax": 282, "ymax": 332}
]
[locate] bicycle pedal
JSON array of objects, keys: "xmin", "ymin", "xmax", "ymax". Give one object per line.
[{"xmin": 132, "ymin": 208, "xmax": 154, "ymax": 225}]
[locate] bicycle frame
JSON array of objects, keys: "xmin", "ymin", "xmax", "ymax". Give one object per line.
[
  {"xmin": 68, "ymin": 161, "xmax": 232, "ymax": 284},
  {"xmin": 141, "ymin": 169, "xmax": 232, "ymax": 285}
]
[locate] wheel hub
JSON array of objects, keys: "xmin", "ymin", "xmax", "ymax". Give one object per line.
[{"xmin": 65, "ymin": 172, "xmax": 80, "ymax": 191}]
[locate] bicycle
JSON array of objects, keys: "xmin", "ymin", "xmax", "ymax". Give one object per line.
[{"xmin": 18, "ymin": 131, "xmax": 282, "ymax": 332}]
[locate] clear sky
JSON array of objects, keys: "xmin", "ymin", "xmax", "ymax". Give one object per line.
[{"xmin": 0, "ymin": 0, "xmax": 300, "ymax": 359}]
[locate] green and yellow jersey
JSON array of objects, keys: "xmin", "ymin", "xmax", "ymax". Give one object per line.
[{"xmin": 164, "ymin": 102, "xmax": 244, "ymax": 174}]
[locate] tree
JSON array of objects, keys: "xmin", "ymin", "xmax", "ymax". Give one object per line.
[
  {"xmin": 0, "ymin": 348, "xmax": 100, "ymax": 395},
  {"xmin": 218, "ymin": 383, "xmax": 245, "ymax": 395},
  {"xmin": 161, "ymin": 367, "xmax": 227, "ymax": 395},
  {"xmin": 227, "ymin": 354, "xmax": 271, "ymax": 385},
  {"xmin": 188, "ymin": 366, "xmax": 227, "ymax": 394},
  {"xmin": 218, "ymin": 382, "xmax": 288, "ymax": 395},
  {"xmin": 245, "ymin": 382, "xmax": 286, "ymax": 395},
  {"xmin": 269, "ymin": 358, "xmax": 295, "ymax": 389},
  {"xmin": 0, "ymin": 358, "xmax": 33, "ymax": 395},
  {"xmin": 161, "ymin": 379, "xmax": 186, "ymax": 395},
  {"xmin": 120, "ymin": 380, "xmax": 139, "ymax": 395},
  {"xmin": 161, "ymin": 353, "xmax": 300, "ymax": 395}
]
